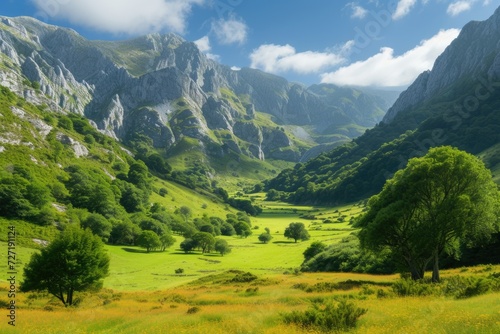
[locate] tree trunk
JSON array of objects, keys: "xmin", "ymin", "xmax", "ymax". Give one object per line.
[
  {"xmin": 409, "ymin": 262, "xmax": 424, "ymax": 280},
  {"xmin": 432, "ymin": 251, "xmax": 440, "ymax": 283},
  {"xmin": 68, "ymin": 288, "xmax": 73, "ymax": 306}
]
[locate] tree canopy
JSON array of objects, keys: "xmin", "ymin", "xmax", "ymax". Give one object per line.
[
  {"xmin": 357, "ymin": 146, "xmax": 500, "ymax": 281},
  {"xmin": 136, "ymin": 230, "xmax": 162, "ymax": 253},
  {"xmin": 20, "ymin": 226, "xmax": 109, "ymax": 306},
  {"xmin": 284, "ymin": 222, "xmax": 310, "ymax": 243}
]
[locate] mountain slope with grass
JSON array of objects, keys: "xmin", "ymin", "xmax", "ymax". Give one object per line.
[
  {"xmin": 0, "ymin": 85, "xmax": 244, "ymax": 249},
  {"xmin": 266, "ymin": 6, "xmax": 500, "ymax": 205}
]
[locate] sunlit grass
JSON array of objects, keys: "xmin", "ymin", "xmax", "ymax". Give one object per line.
[{"xmin": 2, "ymin": 266, "xmax": 500, "ymax": 333}]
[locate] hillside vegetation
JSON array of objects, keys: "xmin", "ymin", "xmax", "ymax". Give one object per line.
[{"xmin": 267, "ymin": 77, "xmax": 500, "ymax": 205}]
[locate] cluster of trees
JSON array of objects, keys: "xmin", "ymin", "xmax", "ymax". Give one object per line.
[
  {"xmin": 170, "ymin": 211, "xmax": 253, "ymax": 239},
  {"xmin": 180, "ymin": 233, "xmax": 231, "ymax": 256},
  {"xmin": 357, "ymin": 147, "xmax": 500, "ymax": 281},
  {"xmin": 302, "ymin": 148, "xmax": 500, "ymax": 279}
]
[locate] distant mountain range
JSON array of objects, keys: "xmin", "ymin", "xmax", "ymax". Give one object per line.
[
  {"xmin": 0, "ymin": 16, "xmax": 398, "ymax": 166},
  {"xmin": 267, "ymin": 5, "xmax": 500, "ymax": 204}
]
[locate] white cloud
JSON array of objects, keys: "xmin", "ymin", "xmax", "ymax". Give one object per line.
[
  {"xmin": 447, "ymin": 1, "xmax": 474, "ymax": 16},
  {"xmin": 211, "ymin": 17, "xmax": 248, "ymax": 45},
  {"xmin": 193, "ymin": 36, "xmax": 220, "ymax": 61},
  {"xmin": 348, "ymin": 3, "xmax": 368, "ymax": 19},
  {"xmin": 194, "ymin": 36, "xmax": 211, "ymax": 53},
  {"xmin": 231, "ymin": 66, "xmax": 241, "ymax": 71},
  {"xmin": 32, "ymin": 0, "xmax": 204, "ymax": 35},
  {"xmin": 392, "ymin": 0, "xmax": 418, "ymax": 20},
  {"xmin": 321, "ymin": 29, "xmax": 460, "ymax": 87},
  {"xmin": 250, "ymin": 44, "xmax": 346, "ymax": 75}
]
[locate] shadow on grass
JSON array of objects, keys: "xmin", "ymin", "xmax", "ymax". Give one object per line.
[
  {"xmin": 273, "ymin": 241, "xmax": 296, "ymax": 244},
  {"xmin": 121, "ymin": 247, "xmax": 147, "ymax": 253},
  {"xmin": 203, "ymin": 253, "xmax": 223, "ymax": 258}
]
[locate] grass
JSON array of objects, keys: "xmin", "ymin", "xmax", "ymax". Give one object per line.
[{"xmin": 1, "ymin": 267, "xmax": 499, "ymax": 333}]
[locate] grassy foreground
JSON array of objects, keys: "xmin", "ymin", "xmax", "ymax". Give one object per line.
[{"xmin": 1, "ymin": 266, "xmax": 500, "ymax": 333}]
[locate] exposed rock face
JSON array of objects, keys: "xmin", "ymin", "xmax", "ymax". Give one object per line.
[
  {"xmin": 384, "ymin": 6, "xmax": 500, "ymax": 123},
  {"xmin": 0, "ymin": 16, "xmax": 392, "ymax": 162},
  {"xmin": 56, "ymin": 133, "xmax": 89, "ymax": 158}
]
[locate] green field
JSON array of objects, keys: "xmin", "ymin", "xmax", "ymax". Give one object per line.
[{"xmin": 2, "ymin": 201, "xmax": 500, "ymax": 333}]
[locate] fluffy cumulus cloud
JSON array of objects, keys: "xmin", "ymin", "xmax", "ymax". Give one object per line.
[
  {"xmin": 32, "ymin": 0, "xmax": 204, "ymax": 35},
  {"xmin": 321, "ymin": 29, "xmax": 460, "ymax": 87},
  {"xmin": 211, "ymin": 17, "xmax": 248, "ymax": 45},
  {"xmin": 193, "ymin": 36, "xmax": 220, "ymax": 61},
  {"xmin": 250, "ymin": 44, "xmax": 346, "ymax": 75},
  {"xmin": 392, "ymin": 0, "xmax": 418, "ymax": 20},
  {"xmin": 447, "ymin": 1, "xmax": 474, "ymax": 16}
]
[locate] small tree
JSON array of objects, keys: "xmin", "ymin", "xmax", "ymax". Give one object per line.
[
  {"xmin": 220, "ymin": 222, "xmax": 236, "ymax": 236},
  {"xmin": 20, "ymin": 226, "xmax": 109, "ymax": 307},
  {"xmin": 136, "ymin": 230, "xmax": 162, "ymax": 253},
  {"xmin": 160, "ymin": 233, "xmax": 176, "ymax": 252},
  {"xmin": 180, "ymin": 238, "xmax": 196, "ymax": 253},
  {"xmin": 179, "ymin": 206, "xmax": 192, "ymax": 222},
  {"xmin": 81, "ymin": 213, "xmax": 112, "ymax": 242},
  {"xmin": 303, "ymin": 241, "xmax": 327, "ymax": 261},
  {"xmin": 258, "ymin": 233, "xmax": 273, "ymax": 244},
  {"xmin": 234, "ymin": 221, "xmax": 252, "ymax": 238},
  {"xmin": 192, "ymin": 232, "xmax": 216, "ymax": 253},
  {"xmin": 284, "ymin": 222, "xmax": 310, "ymax": 243},
  {"xmin": 214, "ymin": 239, "xmax": 231, "ymax": 256}
]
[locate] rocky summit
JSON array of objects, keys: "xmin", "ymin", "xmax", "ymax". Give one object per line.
[{"xmin": 0, "ymin": 16, "xmax": 396, "ymax": 163}]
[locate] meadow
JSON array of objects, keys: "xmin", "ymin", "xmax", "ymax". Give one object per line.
[{"xmin": 2, "ymin": 201, "xmax": 500, "ymax": 333}]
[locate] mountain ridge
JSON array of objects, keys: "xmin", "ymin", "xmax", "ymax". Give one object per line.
[
  {"xmin": 266, "ymin": 5, "xmax": 500, "ymax": 204},
  {"xmin": 0, "ymin": 15, "xmax": 396, "ymax": 169}
]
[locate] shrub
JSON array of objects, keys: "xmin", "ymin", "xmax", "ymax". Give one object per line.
[
  {"xmin": 443, "ymin": 275, "xmax": 497, "ymax": 299},
  {"xmin": 230, "ymin": 272, "xmax": 257, "ymax": 283},
  {"xmin": 282, "ymin": 300, "xmax": 367, "ymax": 332},
  {"xmin": 159, "ymin": 188, "xmax": 168, "ymax": 197},
  {"xmin": 187, "ymin": 306, "xmax": 200, "ymax": 314},
  {"xmin": 175, "ymin": 268, "xmax": 184, "ymax": 274},
  {"xmin": 391, "ymin": 279, "xmax": 439, "ymax": 297}
]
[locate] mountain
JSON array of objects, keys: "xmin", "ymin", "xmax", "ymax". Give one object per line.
[
  {"xmin": 0, "ymin": 15, "xmax": 392, "ymax": 176},
  {"xmin": 266, "ymin": 6, "xmax": 500, "ymax": 204}
]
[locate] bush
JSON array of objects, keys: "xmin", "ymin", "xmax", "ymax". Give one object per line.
[
  {"xmin": 230, "ymin": 272, "xmax": 257, "ymax": 283},
  {"xmin": 443, "ymin": 275, "xmax": 498, "ymax": 299},
  {"xmin": 187, "ymin": 306, "xmax": 200, "ymax": 314},
  {"xmin": 391, "ymin": 279, "xmax": 439, "ymax": 297},
  {"xmin": 282, "ymin": 300, "xmax": 367, "ymax": 332}
]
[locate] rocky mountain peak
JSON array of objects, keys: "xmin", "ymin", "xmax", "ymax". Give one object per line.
[
  {"xmin": 0, "ymin": 15, "xmax": 391, "ymax": 163},
  {"xmin": 383, "ymin": 6, "xmax": 500, "ymax": 123}
]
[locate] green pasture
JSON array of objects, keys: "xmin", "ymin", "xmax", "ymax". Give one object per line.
[{"xmin": 104, "ymin": 202, "xmax": 361, "ymax": 291}]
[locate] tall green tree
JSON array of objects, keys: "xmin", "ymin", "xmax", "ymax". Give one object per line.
[
  {"xmin": 160, "ymin": 233, "xmax": 176, "ymax": 252},
  {"xmin": 214, "ymin": 239, "xmax": 231, "ymax": 256},
  {"xmin": 136, "ymin": 230, "xmax": 162, "ymax": 253},
  {"xmin": 192, "ymin": 232, "xmax": 216, "ymax": 253},
  {"xmin": 284, "ymin": 222, "xmax": 310, "ymax": 243},
  {"xmin": 20, "ymin": 227, "xmax": 109, "ymax": 306},
  {"xmin": 357, "ymin": 146, "xmax": 500, "ymax": 281}
]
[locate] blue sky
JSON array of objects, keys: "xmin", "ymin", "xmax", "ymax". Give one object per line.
[{"xmin": 2, "ymin": 0, "xmax": 499, "ymax": 87}]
